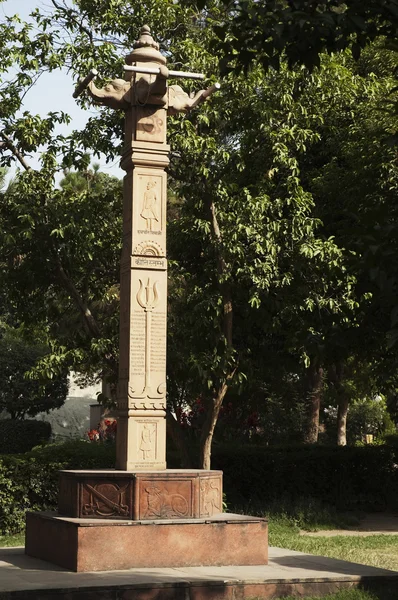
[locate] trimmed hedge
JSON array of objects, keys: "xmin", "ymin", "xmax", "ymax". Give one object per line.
[
  {"xmin": 212, "ymin": 444, "xmax": 398, "ymax": 512},
  {"xmin": 0, "ymin": 419, "xmax": 52, "ymax": 454},
  {"xmin": 1, "ymin": 441, "xmax": 398, "ymax": 535}
]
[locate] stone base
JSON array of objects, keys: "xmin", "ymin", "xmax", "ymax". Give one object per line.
[
  {"xmin": 58, "ymin": 469, "xmax": 223, "ymax": 520},
  {"xmin": 25, "ymin": 511, "xmax": 268, "ymax": 572}
]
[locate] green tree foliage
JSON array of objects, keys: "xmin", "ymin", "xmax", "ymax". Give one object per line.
[
  {"xmin": 0, "ymin": 419, "xmax": 52, "ymax": 454},
  {"xmin": 0, "ymin": 1, "xmax": 398, "ymax": 464},
  {"xmin": 207, "ymin": 0, "xmax": 398, "ymax": 72},
  {"xmin": 0, "ymin": 327, "xmax": 68, "ymax": 419},
  {"xmin": 0, "ymin": 166, "xmax": 122, "ymax": 386}
]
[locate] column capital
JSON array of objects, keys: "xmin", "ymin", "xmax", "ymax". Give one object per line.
[{"xmin": 121, "ymin": 142, "xmax": 170, "ymax": 170}]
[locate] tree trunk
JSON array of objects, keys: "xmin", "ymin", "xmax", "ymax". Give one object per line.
[
  {"xmin": 198, "ymin": 193, "xmax": 236, "ymax": 470},
  {"xmin": 304, "ymin": 358, "xmax": 324, "ymax": 444},
  {"xmin": 199, "ymin": 381, "xmax": 229, "ymax": 470},
  {"xmin": 332, "ymin": 362, "xmax": 348, "ymax": 446},
  {"xmin": 337, "ymin": 395, "xmax": 349, "ymax": 446}
]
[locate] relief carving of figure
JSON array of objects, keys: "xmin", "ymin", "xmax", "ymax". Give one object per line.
[
  {"xmin": 140, "ymin": 180, "xmax": 159, "ymax": 231},
  {"xmin": 139, "ymin": 423, "xmax": 155, "ymax": 459},
  {"xmin": 200, "ymin": 480, "xmax": 221, "ymax": 516}
]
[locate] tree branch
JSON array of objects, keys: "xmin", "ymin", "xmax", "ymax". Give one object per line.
[
  {"xmin": 206, "ymin": 193, "xmax": 233, "ymax": 347},
  {"xmin": 53, "ymin": 252, "xmax": 101, "ymax": 338},
  {"xmin": 51, "ymin": 0, "xmax": 94, "ymax": 48},
  {"xmin": 0, "ymin": 132, "xmax": 31, "ymax": 171}
]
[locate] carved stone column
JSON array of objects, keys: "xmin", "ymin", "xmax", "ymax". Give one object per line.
[
  {"xmin": 116, "ymin": 28, "xmax": 169, "ymax": 470},
  {"xmin": 25, "ymin": 26, "xmax": 269, "ymax": 573}
]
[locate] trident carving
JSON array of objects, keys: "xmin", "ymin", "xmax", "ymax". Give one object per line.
[
  {"xmin": 137, "ymin": 278, "xmax": 159, "ymax": 312},
  {"xmin": 136, "ymin": 278, "xmax": 159, "ymax": 396}
]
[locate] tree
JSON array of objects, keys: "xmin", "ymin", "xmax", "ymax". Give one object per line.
[
  {"xmin": 1, "ymin": 1, "xmax": 398, "ymax": 467},
  {"xmin": 167, "ymin": 48, "xmax": 370, "ymax": 462},
  {"xmin": 0, "ymin": 165, "xmax": 123, "ymax": 387},
  {"xmin": 0, "ymin": 326, "xmax": 68, "ymax": 419},
  {"xmin": 208, "ymin": 0, "xmax": 398, "ymax": 73}
]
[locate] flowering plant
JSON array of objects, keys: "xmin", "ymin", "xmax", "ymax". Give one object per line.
[{"xmin": 87, "ymin": 419, "xmax": 117, "ymax": 443}]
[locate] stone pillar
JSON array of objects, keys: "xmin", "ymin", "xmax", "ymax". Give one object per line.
[
  {"xmin": 115, "ymin": 30, "xmax": 169, "ymax": 470},
  {"xmin": 25, "ymin": 28, "xmax": 269, "ymax": 573}
]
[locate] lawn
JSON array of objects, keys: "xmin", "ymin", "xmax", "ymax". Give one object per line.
[
  {"xmin": 266, "ymin": 514, "xmax": 398, "ymax": 600},
  {"xmin": 269, "ymin": 515, "xmax": 398, "ymax": 572}
]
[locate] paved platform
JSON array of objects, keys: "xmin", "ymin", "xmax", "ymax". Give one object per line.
[{"xmin": 0, "ymin": 546, "xmax": 397, "ymax": 599}]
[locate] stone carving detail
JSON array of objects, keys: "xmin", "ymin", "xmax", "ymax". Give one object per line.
[
  {"xmin": 136, "ymin": 277, "xmax": 159, "ymax": 310},
  {"xmin": 140, "ymin": 179, "xmax": 159, "ymax": 231},
  {"xmin": 133, "ymin": 277, "xmax": 162, "ymax": 396},
  {"xmin": 133, "ymin": 240, "xmax": 164, "ymax": 257},
  {"xmin": 82, "ymin": 482, "xmax": 129, "ymax": 517},
  {"xmin": 143, "ymin": 483, "xmax": 189, "ymax": 518},
  {"xmin": 128, "ymin": 385, "xmax": 166, "ymax": 410},
  {"xmin": 136, "ymin": 106, "xmax": 165, "ymax": 142},
  {"xmin": 200, "ymin": 479, "xmax": 222, "ymax": 516},
  {"xmin": 139, "ymin": 422, "xmax": 157, "ymax": 460},
  {"xmin": 168, "ymin": 85, "xmax": 214, "ymax": 115},
  {"xmin": 87, "ymin": 78, "xmax": 130, "ymax": 110}
]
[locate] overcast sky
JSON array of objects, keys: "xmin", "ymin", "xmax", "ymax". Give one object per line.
[{"xmin": 1, "ymin": 0, "xmax": 124, "ymax": 181}]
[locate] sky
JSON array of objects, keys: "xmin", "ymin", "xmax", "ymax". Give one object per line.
[{"xmin": 1, "ymin": 0, "xmax": 124, "ymax": 182}]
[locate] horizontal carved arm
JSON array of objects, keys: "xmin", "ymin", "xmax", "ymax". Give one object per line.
[
  {"xmin": 167, "ymin": 83, "xmax": 220, "ymax": 115},
  {"xmin": 87, "ymin": 78, "xmax": 130, "ymax": 110}
]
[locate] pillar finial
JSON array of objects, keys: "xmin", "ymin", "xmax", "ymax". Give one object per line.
[{"xmin": 126, "ymin": 24, "xmax": 166, "ymax": 66}]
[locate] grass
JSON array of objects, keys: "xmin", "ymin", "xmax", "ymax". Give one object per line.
[
  {"xmin": 236, "ymin": 499, "xmax": 398, "ymax": 599},
  {"xmin": 0, "ymin": 532, "xmax": 24, "ymax": 547},
  {"xmin": 268, "ymin": 514, "xmax": 398, "ymax": 572}
]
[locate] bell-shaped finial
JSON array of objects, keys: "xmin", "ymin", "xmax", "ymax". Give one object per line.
[
  {"xmin": 126, "ymin": 25, "xmax": 166, "ymax": 66},
  {"xmin": 133, "ymin": 25, "xmax": 160, "ymax": 51}
]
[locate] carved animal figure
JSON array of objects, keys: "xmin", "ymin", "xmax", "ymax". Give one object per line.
[
  {"xmin": 167, "ymin": 85, "xmax": 209, "ymax": 115},
  {"xmin": 144, "ymin": 484, "xmax": 188, "ymax": 518},
  {"xmin": 87, "ymin": 78, "xmax": 130, "ymax": 109}
]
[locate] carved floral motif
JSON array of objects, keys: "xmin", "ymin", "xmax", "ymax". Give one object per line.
[{"xmin": 133, "ymin": 240, "xmax": 164, "ymax": 256}]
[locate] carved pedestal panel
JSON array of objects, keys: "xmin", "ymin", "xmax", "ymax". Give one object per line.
[{"xmin": 58, "ymin": 469, "xmax": 223, "ymax": 520}]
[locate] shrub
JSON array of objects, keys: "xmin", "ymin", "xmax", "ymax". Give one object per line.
[
  {"xmin": 212, "ymin": 443, "xmax": 398, "ymax": 513},
  {"xmin": 2, "ymin": 440, "xmax": 398, "ymax": 536},
  {"xmin": 0, "ymin": 419, "xmax": 52, "ymax": 454},
  {"xmin": 0, "ymin": 440, "xmax": 115, "ymax": 534}
]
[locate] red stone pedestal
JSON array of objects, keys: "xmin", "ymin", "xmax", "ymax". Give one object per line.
[
  {"xmin": 25, "ymin": 511, "xmax": 268, "ymax": 572},
  {"xmin": 26, "ymin": 468, "xmax": 268, "ymax": 572},
  {"xmin": 58, "ymin": 469, "xmax": 223, "ymax": 520}
]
